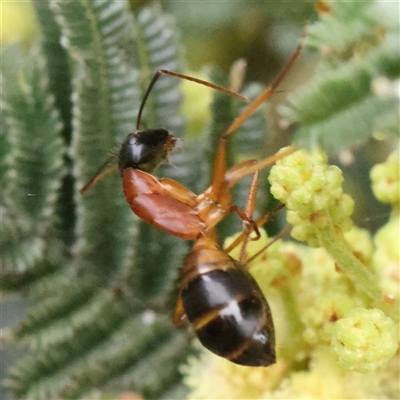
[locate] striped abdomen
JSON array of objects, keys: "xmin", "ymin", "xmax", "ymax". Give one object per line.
[{"xmin": 180, "ymin": 245, "xmax": 276, "ymax": 367}]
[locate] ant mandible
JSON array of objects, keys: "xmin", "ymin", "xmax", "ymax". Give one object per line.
[{"xmin": 81, "ymin": 41, "xmax": 303, "ymax": 366}]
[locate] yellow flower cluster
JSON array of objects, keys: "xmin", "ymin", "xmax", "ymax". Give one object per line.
[
  {"xmin": 269, "ymin": 148, "xmax": 354, "ymax": 247},
  {"xmin": 182, "ymin": 147, "xmax": 399, "ymax": 399},
  {"xmin": 370, "ymin": 149, "xmax": 400, "ymax": 208},
  {"xmin": 331, "ymin": 308, "xmax": 398, "ymax": 373}
]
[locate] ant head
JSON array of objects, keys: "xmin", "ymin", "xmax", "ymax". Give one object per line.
[{"xmin": 118, "ymin": 129, "xmax": 177, "ymax": 174}]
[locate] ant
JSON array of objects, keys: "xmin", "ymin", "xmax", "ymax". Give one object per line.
[{"xmin": 80, "ymin": 41, "xmax": 302, "ymax": 366}]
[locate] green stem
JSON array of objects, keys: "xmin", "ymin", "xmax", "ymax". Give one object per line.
[{"xmin": 315, "ymin": 222, "xmax": 382, "ymax": 301}]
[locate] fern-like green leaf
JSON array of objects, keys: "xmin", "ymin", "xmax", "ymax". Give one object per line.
[
  {"xmin": 0, "ymin": 45, "xmax": 64, "ymax": 290},
  {"xmin": 32, "ymin": 0, "xmax": 73, "ymax": 144},
  {"xmin": 32, "ymin": 0, "xmax": 76, "ymax": 248},
  {"xmin": 304, "ymin": 0, "xmax": 377, "ymax": 55},
  {"xmin": 283, "ymin": 0, "xmax": 400, "ymax": 152},
  {"xmin": 52, "ymin": 0, "xmax": 139, "ymax": 280},
  {"xmin": 3, "ymin": 1, "xmax": 192, "ymax": 398},
  {"xmin": 3, "ymin": 48, "xmax": 63, "ymax": 230}
]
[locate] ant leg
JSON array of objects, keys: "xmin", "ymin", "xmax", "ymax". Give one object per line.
[
  {"xmin": 225, "ymin": 214, "xmax": 291, "ymax": 269},
  {"xmin": 229, "ymin": 170, "xmax": 261, "ymax": 238},
  {"xmin": 224, "ymin": 203, "xmax": 286, "ymax": 255},
  {"xmin": 172, "ymin": 292, "xmax": 187, "ymax": 326},
  {"xmin": 238, "ymin": 170, "xmax": 260, "ymax": 262},
  {"xmin": 208, "ymin": 40, "xmax": 302, "ymax": 204},
  {"xmin": 245, "ymin": 226, "xmax": 292, "ymax": 265},
  {"xmin": 230, "ymin": 205, "xmax": 261, "ymax": 239},
  {"xmin": 223, "ymin": 171, "xmax": 261, "ymax": 263},
  {"xmin": 225, "ymin": 146, "xmax": 296, "ymax": 189},
  {"xmin": 223, "ymin": 39, "xmax": 303, "ymax": 139},
  {"xmin": 242, "ymin": 170, "xmax": 259, "ymax": 235}
]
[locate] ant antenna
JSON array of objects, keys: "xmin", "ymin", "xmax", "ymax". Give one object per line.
[
  {"xmin": 79, "ymin": 155, "xmax": 117, "ymax": 194},
  {"xmin": 136, "ymin": 69, "xmax": 250, "ymax": 130}
]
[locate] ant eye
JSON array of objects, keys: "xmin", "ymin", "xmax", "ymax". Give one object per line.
[{"xmin": 118, "ymin": 128, "xmax": 176, "ymax": 173}]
